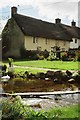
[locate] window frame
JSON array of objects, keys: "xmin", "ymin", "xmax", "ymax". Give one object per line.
[{"xmin": 75, "ymin": 38, "xmax": 77, "ymax": 44}]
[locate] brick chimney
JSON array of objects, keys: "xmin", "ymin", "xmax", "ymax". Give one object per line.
[
  {"xmin": 71, "ymin": 20, "xmax": 76, "ymax": 26},
  {"xmin": 55, "ymin": 18, "xmax": 61, "ymax": 24},
  {"xmin": 11, "ymin": 6, "xmax": 17, "ymax": 17}
]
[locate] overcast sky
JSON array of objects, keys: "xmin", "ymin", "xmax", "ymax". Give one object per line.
[{"xmin": 0, "ymin": 0, "xmax": 80, "ymax": 33}]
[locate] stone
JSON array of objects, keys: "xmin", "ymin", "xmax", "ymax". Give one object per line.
[
  {"xmin": 46, "ymin": 71, "xmax": 54, "ymax": 79},
  {"xmin": 68, "ymin": 78, "xmax": 75, "ymax": 83},
  {"xmin": 72, "ymin": 72, "xmax": 79, "ymax": 77},
  {"xmin": 66, "ymin": 70, "xmax": 72, "ymax": 77}
]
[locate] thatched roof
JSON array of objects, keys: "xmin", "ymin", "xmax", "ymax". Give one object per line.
[{"xmin": 12, "ymin": 14, "xmax": 80, "ymax": 41}]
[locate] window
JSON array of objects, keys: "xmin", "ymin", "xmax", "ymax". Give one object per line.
[
  {"xmin": 37, "ymin": 46, "xmax": 41, "ymax": 51},
  {"xmin": 75, "ymin": 39, "xmax": 77, "ymax": 43},
  {"xmin": 36, "ymin": 37, "xmax": 38, "ymax": 44},
  {"xmin": 33, "ymin": 37, "xmax": 36, "ymax": 43},
  {"xmin": 33, "ymin": 37, "xmax": 38, "ymax": 43},
  {"xmin": 45, "ymin": 38, "xmax": 48, "ymax": 44}
]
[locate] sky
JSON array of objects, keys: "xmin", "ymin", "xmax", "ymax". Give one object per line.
[{"xmin": 0, "ymin": 0, "xmax": 80, "ymax": 33}]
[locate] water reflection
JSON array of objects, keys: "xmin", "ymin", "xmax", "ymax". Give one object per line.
[
  {"xmin": 0, "ymin": 78, "xmax": 79, "ymax": 110},
  {"xmin": 1, "ymin": 78, "xmax": 79, "ymax": 93}
]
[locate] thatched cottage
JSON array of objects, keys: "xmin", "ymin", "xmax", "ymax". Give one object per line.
[{"xmin": 2, "ymin": 7, "xmax": 80, "ymax": 58}]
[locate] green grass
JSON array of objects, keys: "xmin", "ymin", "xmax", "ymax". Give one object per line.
[
  {"xmin": 47, "ymin": 104, "xmax": 80, "ymax": 118},
  {"xmin": 14, "ymin": 67, "xmax": 47, "ymax": 74},
  {"xmin": 2, "ymin": 96, "xmax": 80, "ymax": 119},
  {"xmin": 13, "ymin": 60, "xmax": 79, "ymax": 70}
]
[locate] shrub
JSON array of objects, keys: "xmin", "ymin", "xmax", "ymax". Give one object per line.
[
  {"xmin": 2, "ymin": 65, "xmax": 7, "ymax": 72},
  {"xmin": 20, "ymin": 47, "xmax": 27, "ymax": 59},
  {"xmin": 77, "ymin": 57, "xmax": 80, "ymax": 61},
  {"xmin": 8, "ymin": 58, "xmax": 13, "ymax": 67},
  {"xmin": 37, "ymin": 54, "xmax": 44, "ymax": 60},
  {"xmin": 47, "ymin": 52, "xmax": 60, "ymax": 61},
  {"xmin": 20, "ymin": 49, "xmax": 49, "ymax": 60},
  {"xmin": 1, "ymin": 96, "xmax": 60, "ymax": 120},
  {"xmin": 43, "ymin": 50, "xmax": 49, "ymax": 58},
  {"xmin": 62, "ymin": 54, "xmax": 68, "ymax": 61},
  {"xmin": 67, "ymin": 50, "xmax": 76, "ymax": 58},
  {"xmin": 2, "ymin": 64, "xmax": 7, "ymax": 76}
]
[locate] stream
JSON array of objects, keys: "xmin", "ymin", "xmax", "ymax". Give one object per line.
[{"xmin": 0, "ymin": 79, "xmax": 80, "ymax": 110}]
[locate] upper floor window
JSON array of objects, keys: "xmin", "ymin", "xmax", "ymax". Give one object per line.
[
  {"xmin": 45, "ymin": 38, "xmax": 48, "ymax": 44},
  {"xmin": 75, "ymin": 39, "xmax": 77, "ymax": 43}
]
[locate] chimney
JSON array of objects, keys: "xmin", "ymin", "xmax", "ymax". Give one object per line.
[
  {"xmin": 55, "ymin": 18, "xmax": 61, "ymax": 24},
  {"xmin": 71, "ymin": 20, "xmax": 76, "ymax": 26},
  {"xmin": 11, "ymin": 6, "xmax": 17, "ymax": 17}
]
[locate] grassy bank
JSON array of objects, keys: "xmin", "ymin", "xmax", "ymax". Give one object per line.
[
  {"xmin": 1, "ymin": 96, "xmax": 79, "ymax": 119},
  {"xmin": 13, "ymin": 60, "xmax": 79, "ymax": 70}
]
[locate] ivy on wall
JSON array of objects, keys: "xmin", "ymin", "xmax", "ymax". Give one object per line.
[{"xmin": 2, "ymin": 18, "xmax": 15, "ymax": 55}]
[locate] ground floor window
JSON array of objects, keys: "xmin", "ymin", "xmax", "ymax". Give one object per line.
[
  {"xmin": 33, "ymin": 37, "xmax": 36, "ymax": 43},
  {"xmin": 62, "ymin": 48, "xmax": 65, "ymax": 51},
  {"xmin": 33, "ymin": 37, "xmax": 38, "ymax": 44},
  {"xmin": 37, "ymin": 46, "xmax": 41, "ymax": 51}
]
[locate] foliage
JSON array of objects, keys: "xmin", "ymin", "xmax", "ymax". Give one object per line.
[
  {"xmin": 36, "ymin": 54, "xmax": 44, "ymax": 60},
  {"xmin": 61, "ymin": 51, "xmax": 76, "ymax": 61},
  {"xmin": 2, "ymin": 64, "xmax": 7, "ymax": 76},
  {"xmin": 77, "ymin": 51, "xmax": 80, "ymax": 62},
  {"xmin": 1, "ymin": 97, "xmax": 80, "ymax": 120},
  {"xmin": 61, "ymin": 54, "xmax": 68, "ymax": 61},
  {"xmin": 20, "ymin": 49, "xmax": 49, "ymax": 60},
  {"xmin": 8, "ymin": 58, "xmax": 13, "ymax": 67},
  {"xmin": 1, "ymin": 96, "xmax": 59, "ymax": 120},
  {"xmin": 2, "ymin": 64, "xmax": 7, "ymax": 71},
  {"xmin": 2, "ymin": 19, "xmax": 12, "ymax": 55},
  {"xmin": 47, "ymin": 52, "xmax": 59, "ymax": 61}
]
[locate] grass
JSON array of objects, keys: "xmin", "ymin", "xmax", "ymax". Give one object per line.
[
  {"xmin": 2, "ymin": 96, "xmax": 80, "ymax": 119},
  {"xmin": 14, "ymin": 67, "xmax": 47, "ymax": 74},
  {"xmin": 13, "ymin": 60, "xmax": 79, "ymax": 70},
  {"xmin": 47, "ymin": 104, "xmax": 80, "ymax": 118}
]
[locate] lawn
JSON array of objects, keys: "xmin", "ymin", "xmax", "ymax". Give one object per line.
[
  {"xmin": 13, "ymin": 60, "xmax": 79, "ymax": 70},
  {"xmin": 47, "ymin": 104, "xmax": 79, "ymax": 118},
  {"xmin": 14, "ymin": 67, "xmax": 47, "ymax": 74}
]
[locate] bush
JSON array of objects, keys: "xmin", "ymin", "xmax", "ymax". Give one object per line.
[
  {"xmin": 20, "ymin": 49, "xmax": 49, "ymax": 60},
  {"xmin": 20, "ymin": 47, "xmax": 27, "ymax": 59},
  {"xmin": 8, "ymin": 58, "xmax": 13, "ymax": 67},
  {"xmin": 2, "ymin": 64, "xmax": 7, "ymax": 76},
  {"xmin": 47, "ymin": 52, "xmax": 60, "ymax": 61},
  {"xmin": 37, "ymin": 54, "xmax": 44, "ymax": 60},
  {"xmin": 42, "ymin": 50, "xmax": 49, "ymax": 58},
  {"xmin": 77, "ymin": 56, "xmax": 80, "ymax": 61},
  {"xmin": 2, "ymin": 65, "xmax": 7, "ymax": 72},
  {"xmin": 67, "ymin": 50, "xmax": 76, "ymax": 58},
  {"xmin": 62, "ymin": 54, "xmax": 68, "ymax": 61},
  {"xmin": 1, "ymin": 96, "xmax": 60, "ymax": 120}
]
